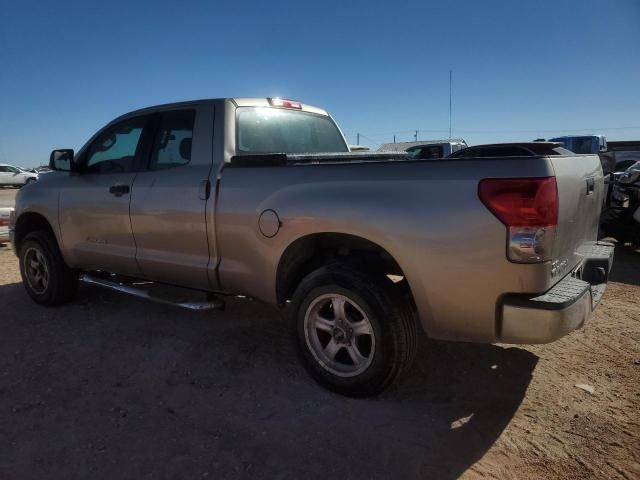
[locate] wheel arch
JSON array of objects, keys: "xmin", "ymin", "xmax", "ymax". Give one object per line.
[
  {"xmin": 275, "ymin": 232, "xmax": 416, "ymax": 310},
  {"xmin": 13, "ymin": 212, "xmax": 58, "ymax": 253}
]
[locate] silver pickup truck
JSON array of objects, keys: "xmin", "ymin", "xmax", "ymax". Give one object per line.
[{"xmin": 10, "ymin": 97, "xmax": 614, "ymax": 397}]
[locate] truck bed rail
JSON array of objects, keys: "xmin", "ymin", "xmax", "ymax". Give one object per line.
[{"xmin": 229, "ymin": 152, "xmax": 409, "ymax": 167}]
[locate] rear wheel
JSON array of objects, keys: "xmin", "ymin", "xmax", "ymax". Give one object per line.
[
  {"xmin": 19, "ymin": 230, "xmax": 78, "ymax": 305},
  {"xmin": 290, "ymin": 264, "xmax": 418, "ymax": 397}
]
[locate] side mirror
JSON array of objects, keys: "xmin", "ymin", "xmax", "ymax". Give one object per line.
[{"xmin": 49, "ymin": 149, "xmax": 75, "ymax": 172}]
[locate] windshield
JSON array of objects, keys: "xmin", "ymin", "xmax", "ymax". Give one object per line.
[{"xmin": 236, "ymin": 107, "xmax": 348, "ymax": 155}]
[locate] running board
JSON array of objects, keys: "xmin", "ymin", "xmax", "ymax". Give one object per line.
[{"xmin": 79, "ymin": 273, "xmax": 224, "ymax": 311}]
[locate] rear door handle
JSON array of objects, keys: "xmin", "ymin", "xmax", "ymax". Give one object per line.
[{"xmin": 109, "ymin": 184, "xmax": 130, "ymax": 197}]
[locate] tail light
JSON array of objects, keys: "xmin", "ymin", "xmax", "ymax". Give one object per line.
[
  {"xmin": 479, "ymin": 177, "xmax": 558, "ymax": 263},
  {"xmin": 0, "ymin": 218, "xmax": 7, "ymax": 227}
]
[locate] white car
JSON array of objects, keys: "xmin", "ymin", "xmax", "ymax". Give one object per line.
[
  {"xmin": 0, "ymin": 208, "xmax": 12, "ymax": 243},
  {"xmin": 0, "ymin": 164, "xmax": 38, "ymax": 187}
]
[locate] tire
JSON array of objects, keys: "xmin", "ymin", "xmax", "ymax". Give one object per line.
[
  {"xmin": 19, "ymin": 230, "xmax": 78, "ymax": 306},
  {"xmin": 290, "ymin": 263, "xmax": 419, "ymax": 397},
  {"xmin": 25, "ymin": 178, "xmax": 36, "ymax": 186}
]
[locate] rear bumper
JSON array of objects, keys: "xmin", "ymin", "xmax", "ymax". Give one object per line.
[
  {"xmin": 499, "ymin": 242, "xmax": 614, "ymax": 344},
  {"xmin": 0, "ymin": 228, "xmax": 9, "ymax": 243}
]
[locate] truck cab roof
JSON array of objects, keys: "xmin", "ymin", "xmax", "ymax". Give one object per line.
[{"xmin": 116, "ymin": 98, "xmax": 330, "ymax": 121}]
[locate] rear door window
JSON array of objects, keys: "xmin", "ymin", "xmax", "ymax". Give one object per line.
[{"xmin": 149, "ymin": 110, "xmax": 196, "ymax": 170}]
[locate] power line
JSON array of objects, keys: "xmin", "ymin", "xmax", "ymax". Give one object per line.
[
  {"xmin": 348, "ymin": 125, "xmax": 640, "ymax": 140},
  {"xmin": 449, "ymin": 126, "xmax": 640, "ymax": 134}
]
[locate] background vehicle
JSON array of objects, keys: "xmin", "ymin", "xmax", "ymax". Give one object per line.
[
  {"xmin": 0, "ymin": 208, "xmax": 13, "ymax": 243},
  {"xmin": 349, "ymin": 145, "xmax": 370, "ymax": 152},
  {"xmin": 543, "ymin": 135, "xmax": 640, "ymax": 174},
  {"xmin": 600, "ymin": 140, "xmax": 640, "ymax": 173},
  {"xmin": 0, "ymin": 164, "xmax": 38, "ymax": 187},
  {"xmin": 601, "ymin": 161, "xmax": 640, "ymax": 245},
  {"xmin": 21, "ymin": 165, "xmax": 53, "ymax": 174},
  {"xmin": 548, "ymin": 135, "xmax": 607, "ymax": 154},
  {"xmin": 449, "ymin": 142, "xmax": 573, "ymax": 158},
  {"xmin": 10, "ymin": 98, "xmax": 613, "ymax": 397},
  {"xmin": 378, "ymin": 139, "xmax": 467, "ymax": 159}
]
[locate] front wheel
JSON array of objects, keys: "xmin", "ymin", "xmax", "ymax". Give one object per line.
[
  {"xmin": 19, "ymin": 230, "xmax": 78, "ymax": 305},
  {"xmin": 290, "ymin": 264, "xmax": 419, "ymax": 397}
]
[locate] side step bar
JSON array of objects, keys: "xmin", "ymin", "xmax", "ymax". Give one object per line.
[{"xmin": 79, "ymin": 273, "xmax": 225, "ymax": 311}]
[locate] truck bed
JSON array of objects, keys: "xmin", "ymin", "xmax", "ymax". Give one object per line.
[{"xmin": 216, "ymin": 153, "xmax": 604, "ymax": 342}]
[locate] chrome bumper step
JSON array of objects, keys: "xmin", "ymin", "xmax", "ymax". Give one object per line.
[{"xmin": 79, "ymin": 273, "xmax": 224, "ymax": 311}]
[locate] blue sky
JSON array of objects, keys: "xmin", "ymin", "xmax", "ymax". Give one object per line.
[{"xmin": 1, "ymin": 0, "xmax": 639, "ymax": 166}]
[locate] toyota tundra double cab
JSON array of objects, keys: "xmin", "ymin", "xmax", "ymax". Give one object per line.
[{"xmin": 10, "ymin": 97, "xmax": 614, "ymax": 396}]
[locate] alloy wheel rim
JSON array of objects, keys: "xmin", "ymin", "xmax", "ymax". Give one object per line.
[
  {"xmin": 304, "ymin": 293, "xmax": 376, "ymax": 377},
  {"xmin": 23, "ymin": 247, "xmax": 50, "ymax": 295}
]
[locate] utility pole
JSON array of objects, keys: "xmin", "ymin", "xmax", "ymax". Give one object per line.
[
  {"xmin": 414, "ymin": 130, "xmax": 418, "ymax": 141},
  {"xmin": 393, "ymin": 135, "xmax": 396, "ymax": 144},
  {"xmin": 449, "ymin": 70, "xmax": 453, "ymax": 139},
  {"xmin": 357, "ymin": 133, "xmax": 360, "ymax": 145}
]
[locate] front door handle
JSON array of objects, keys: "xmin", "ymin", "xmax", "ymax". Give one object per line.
[{"xmin": 109, "ymin": 184, "xmax": 130, "ymax": 197}]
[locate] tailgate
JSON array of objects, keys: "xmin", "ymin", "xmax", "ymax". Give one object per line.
[{"xmin": 549, "ymin": 154, "xmax": 604, "ymax": 279}]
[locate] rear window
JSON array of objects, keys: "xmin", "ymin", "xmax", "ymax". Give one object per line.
[
  {"xmin": 236, "ymin": 107, "xmax": 348, "ymax": 154},
  {"xmin": 406, "ymin": 145, "xmax": 443, "ymax": 160}
]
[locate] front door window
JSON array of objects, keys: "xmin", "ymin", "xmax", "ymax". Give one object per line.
[{"xmin": 84, "ymin": 117, "xmax": 146, "ymax": 174}]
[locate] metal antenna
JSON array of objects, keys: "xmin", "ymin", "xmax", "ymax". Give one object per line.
[{"xmin": 449, "ymin": 70, "xmax": 453, "ymax": 139}]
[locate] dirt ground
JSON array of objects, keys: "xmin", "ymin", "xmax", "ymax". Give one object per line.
[{"xmin": 0, "ymin": 186, "xmax": 638, "ymax": 479}]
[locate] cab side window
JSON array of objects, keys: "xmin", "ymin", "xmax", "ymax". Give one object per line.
[
  {"xmin": 84, "ymin": 116, "xmax": 146, "ymax": 174},
  {"xmin": 149, "ymin": 110, "xmax": 196, "ymax": 170}
]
